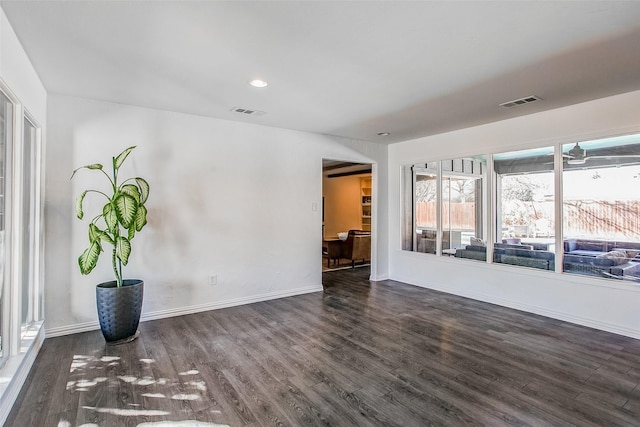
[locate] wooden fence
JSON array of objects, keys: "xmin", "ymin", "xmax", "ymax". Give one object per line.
[
  {"xmin": 564, "ymin": 200, "xmax": 640, "ymax": 239},
  {"xmin": 416, "ymin": 202, "xmax": 475, "ymax": 230},
  {"xmin": 416, "ymin": 200, "xmax": 640, "ymax": 239}
]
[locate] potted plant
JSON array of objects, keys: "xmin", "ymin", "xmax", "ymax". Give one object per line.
[{"xmin": 72, "ymin": 146, "xmax": 150, "ymax": 343}]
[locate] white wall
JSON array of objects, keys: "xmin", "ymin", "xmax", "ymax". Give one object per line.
[
  {"xmin": 0, "ymin": 10, "xmax": 46, "ymax": 121},
  {"xmin": 0, "ymin": 6, "xmax": 47, "ymax": 424},
  {"xmin": 45, "ymin": 95, "xmax": 388, "ymax": 335},
  {"xmin": 388, "ymin": 90, "xmax": 640, "ymax": 339}
]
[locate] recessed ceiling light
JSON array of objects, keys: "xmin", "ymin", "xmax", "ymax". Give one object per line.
[
  {"xmin": 377, "ymin": 132, "xmax": 390, "ymax": 136},
  {"xmin": 249, "ymin": 79, "xmax": 268, "ymax": 88}
]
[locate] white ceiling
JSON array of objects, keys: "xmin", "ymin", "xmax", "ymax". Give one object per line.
[{"xmin": 3, "ymin": 1, "xmax": 640, "ymax": 144}]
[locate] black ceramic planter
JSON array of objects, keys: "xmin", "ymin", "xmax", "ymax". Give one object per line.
[{"xmin": 96, "ymin": 279, "xmax": 144, "ymax": 344}]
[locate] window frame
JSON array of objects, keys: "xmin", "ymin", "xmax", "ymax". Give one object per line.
[
  {"xmin": 0, "ymin": 85, "xmax": 16, "ymax": 367},
  {"xmin": 493, "ymin": 150, "xmax": 556, "ymax": 271},
  {"xmin": 19, "ymin": 112, "xmax": 43, "ymax": 341},
  {"xmin": 406, "ymin": 158, "xmax": 488, "ymax": 257}
]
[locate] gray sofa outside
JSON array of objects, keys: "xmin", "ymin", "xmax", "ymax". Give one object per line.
[
  {"xmin": 454, "ymin": 244, "xmax": 487, "ymax": 261},
  {"xmin": 496, "ymin": 244, "xmax": 555, "ymax": 270},
  {"xmin": 455, "ymin": 241, "xmax": 555, "ymax": 271},
  {"xmin": 456, "ymin": 238, "xmax": 640, "ymax": 279},
  {"xmin": 563, "ymin": 239, "xmax": 640, "ymax": 279},
  {"xmin": 455, "ymin": 238, "xmax": 640, "ymax": 279}
]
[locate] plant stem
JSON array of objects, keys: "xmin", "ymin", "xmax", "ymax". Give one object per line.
[
  {"xmin": 111, "ymin": 248, "xmax": 122, "ymax": 287},
  {"xmin": 100, "ymin": 168, "xmax": 115, "ymax": 188},
  {"xmin": 118, "ymin": 258, "xmax": 123, "ymax": 287},
  {"xmin": 111, "ymin": 156, "xmax": 123, "ymax": 287}
]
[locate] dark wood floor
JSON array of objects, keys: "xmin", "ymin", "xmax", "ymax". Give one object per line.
[{"xmin": 7, "ymin": 268, "xmax": 640, "ymax": 426}]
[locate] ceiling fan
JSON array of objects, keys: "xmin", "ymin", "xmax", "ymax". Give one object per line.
[{"xmin": 563, "ymin": 142, "xmax": 640, "ymax": 165}]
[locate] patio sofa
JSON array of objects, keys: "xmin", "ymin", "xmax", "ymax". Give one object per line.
[
  {"xmin": 455, "ymin": 240, "xmax": 555, "ymax": 271},
  {"xmin": 563, "ymin": 239, "xmax": 640, "ymax": 279},
  {"xmin": 454, "ymin": 244, "xmax": 487, "ymax": 261},
  {"xmin": 563, "ymin": 238, "xmax": 640, "ymax": 256},
  {"xmin": 495, "ymin": 243, "xmax": 555, "ymax": 270},
  {"xmin": 456, "ymin": 237, "xmax": 640, "ymax": 279}
]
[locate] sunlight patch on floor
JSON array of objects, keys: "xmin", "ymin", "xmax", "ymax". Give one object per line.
[
  {"xmin": 186, "ymin": 380, "xmax": 207, "ymax": 391},
  {"xmin": 141, "ymin": 392, "xmax": 166, "ymax": 398},
  {"xmin": 82, "ymin": 406, "xmax": 171, "ymax": 416},
  {"xmin": 171, "ymin": 393, "xmax": 200, "ymax": 401},
  {"xmin": 136, "ymin": 421, "xmax": 229, "ymax": 427},
  {"xmin": 58, "ymin": 419, "xmax": 228, "ymax": 427},
  {"xmin": 62, "ymin": 355, "xmax": 225, "ymax": 425},
  {"xmin": 70, "ymin": 355, "xmax": 121, "ymax": 373}
]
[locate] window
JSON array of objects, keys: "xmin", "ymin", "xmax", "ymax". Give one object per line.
[
  {"xmin": 562, "ymin": 134, "xmax": 640, "ymax": 281},
  {"xmin": 403, "ymin": 157, "xmax": 487, "ymax": 259},
  {"xmin": 494, "ymin": 147, "xmax": 555, "ymax": 271},
  {"xmin": 402, "ymin": 131, "xmax": 640, "ymax": 284},
  {"xmin": 442, "ymin": 158, "xmax": 486, "ymax": 259}
]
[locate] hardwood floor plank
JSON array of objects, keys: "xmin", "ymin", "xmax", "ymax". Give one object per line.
[
  {"xmin": 286, "ymin": 376, "xmax": 374, "ymax": 427},
  {"xmin": 524, "ymin": 379, "xmax": 637, "ymax": 426},
  {"xmin": 6, "ymin": 335, "xmax": 72, "ymax": 427},
  {"xmin": 49, "ymin": 332, "xmax": 96, "ymax": 426},
  {"xmin": 138, "ymin": 319, "xmax": 204, "ymax": 422},
  {"xmin": 196, "ymin": 361, "xmax": 260, "ymax": 426},
  {"xmin": 220, "ymin": 364, "xmax": 294, "ymax": 426},
  {"xmin": 7, "ymin": 267, "xmax": 640, "ymax": 426}
]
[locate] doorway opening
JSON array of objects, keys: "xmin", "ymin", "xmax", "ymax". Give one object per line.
[{"xmin": 321, "ymin": 159, "xmax": 373, "ymax": 274}]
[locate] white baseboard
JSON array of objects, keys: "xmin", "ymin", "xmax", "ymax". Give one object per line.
[
  {"xmin": 45, "ymin": 284, "xmax": 322, "ymax": 338},
  {"xmin": 45, "ymin": 320, "xmax": 99, "ymax": 337}
]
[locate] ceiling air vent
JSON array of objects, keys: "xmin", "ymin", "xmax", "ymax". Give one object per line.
[
  {"xmin": 230, "ymin": 107, "xmax": 266, "ymax": 116},
  {"xmin": 499, "ymin": 95, "xmax": 541, "ymax": 108}
]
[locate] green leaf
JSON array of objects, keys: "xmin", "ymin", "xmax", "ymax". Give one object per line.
[
  {"xmin": 135, "ymin": 177, "xmax": 150, "ymax": 204},
  {"xmin": 88, "ymin": 224, "xmax": 103, "ymax": 253},
  {"xmin": 98, "ymin": 230, "xmax": 115, "ymax": 245},
  {"xmin": 134, "ymin": 204, "xmax": 148, "ymax": 232},
  {"xmin": 103, "ymin": 203, "xmax": 113, "ymax": 216},
  {"xmin": 70, "ymin": 164, "xmax": 103, "ymax": 180},
  {"xmin": 116, "ymin": 237, "xmax": 131, "ymax": 265},
  {"xmin": 113, "ymin": 146, "xmax": 136, "ymax": 170},
  {"xmin": 128, "ymin": 226, "xmax": 135, "ymax": 241},
  {"xmin": 114, "ymin": 193, "xmax": 138, "ymax": 229},
  {"xmin": 120, "ymin": 184, "xmax": 141, "ymax": 203},
  {"xmin": 78, "ymin": 242, "xmax": 101, "ymax": 275},
  {"xmin": 105, "ymin": 208, "xmax": 118, "ymax": 233},
  {"xmin": 89, "ymin": 223, "xmax": 115, "ymax": 246},
  {"xmin": 89, "ymin": 223, "xmax": 100, "ymax": 243},
  {"xmin": 76, "ymin": 191, "xmax": 88, "ymax": 219}
]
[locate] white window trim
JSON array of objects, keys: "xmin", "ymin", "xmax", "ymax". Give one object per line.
[{"xmin": 20, "ymin": 112, "xmax": 44, "ymax": 337}]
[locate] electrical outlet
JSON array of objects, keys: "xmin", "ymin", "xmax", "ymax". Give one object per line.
[{"xmin": 208, "ymin": 274, "xmax": 217, "ymax": 286}]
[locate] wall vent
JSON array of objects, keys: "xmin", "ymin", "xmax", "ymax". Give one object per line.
[
  {"xmin": 230, "ymin": 107, "xmax": 266, "ymax": 116},
  {"xmin": 499, "ymin": 95, "xmax": 541, "ymax": 108}
]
